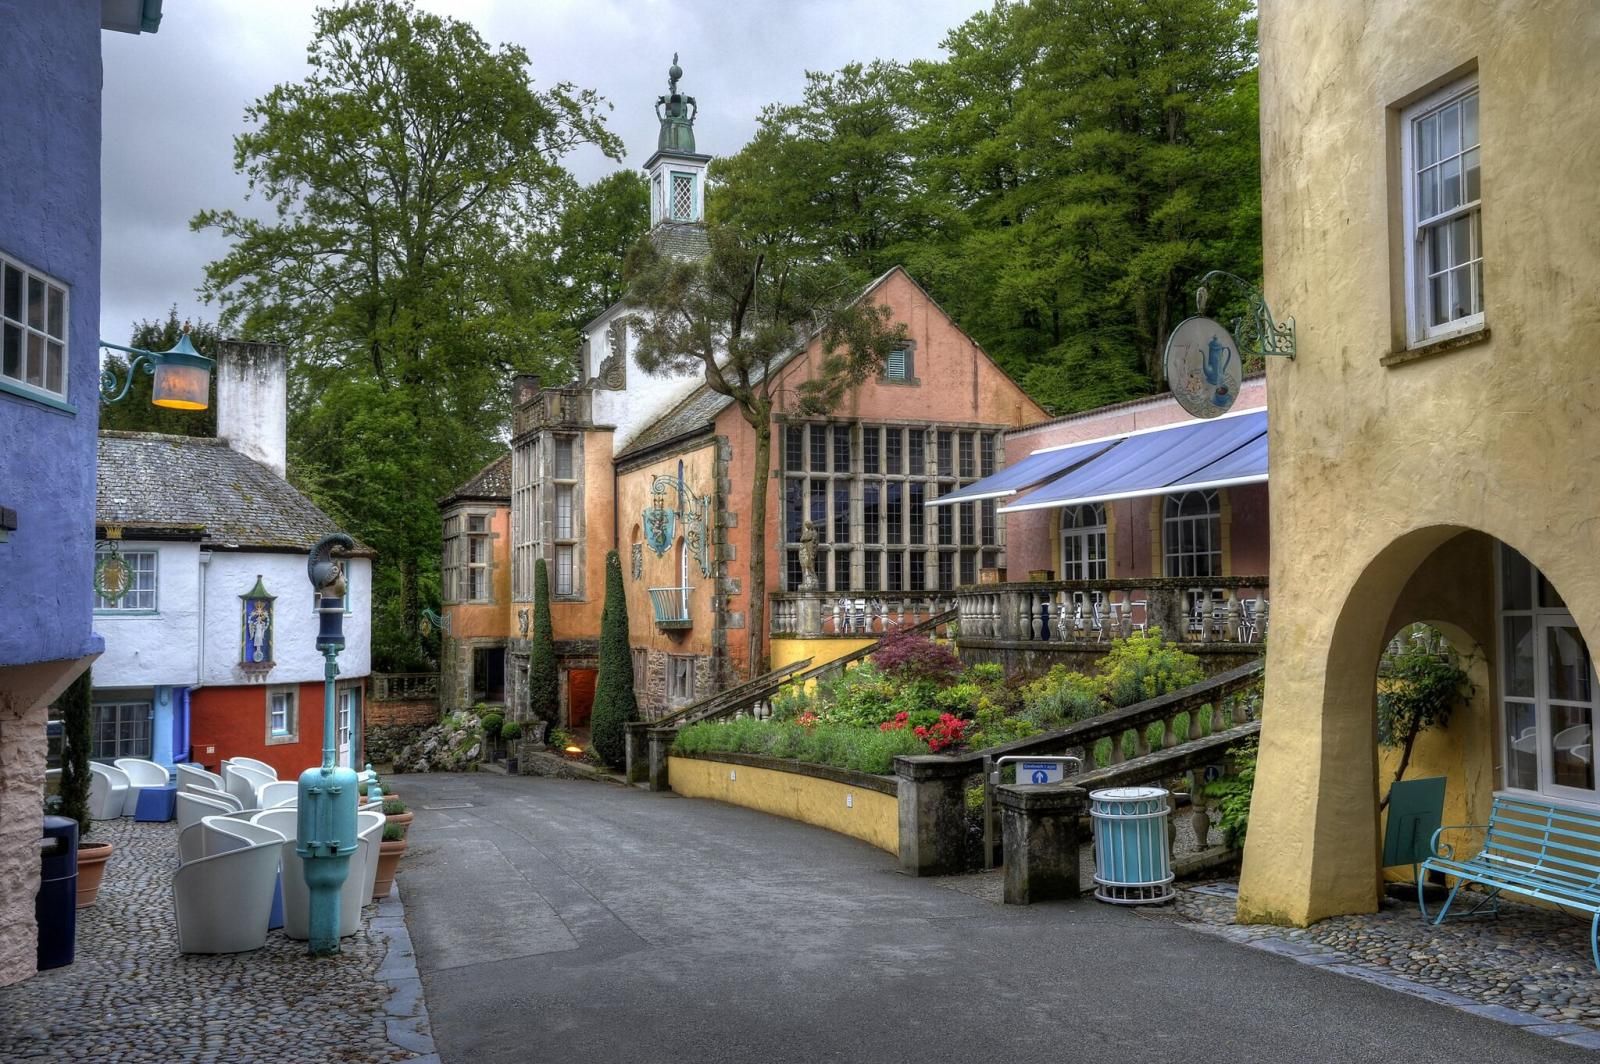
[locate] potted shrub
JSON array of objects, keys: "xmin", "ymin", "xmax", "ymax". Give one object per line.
[
  {"xmin": 373, "ymin": 822, "xmax": 407, "ymax": 901},
  {"xmin": 57, "ymin": 669, "xmax": 113, "ymax": 907},
  {"xmin": 379, "ymin": 779, "xmax": 397, "ymax": 802},
  {"xmin": 382, "ymin": 796, "xmax": 413, "ymax": 838},
  {"xmin": 501, "ymin": 719, "xmax": 522, "ymax": 774},
  {"xmin": 481, "ymin": 710, "xmax": 504, "ymax": 760}
]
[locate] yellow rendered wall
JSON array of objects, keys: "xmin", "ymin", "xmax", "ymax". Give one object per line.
[
  {"xmin": 769, "ymin": 636, "xmax": 877, "ymax": 676},
  {"xmin": 1240, "ymin": 4, "xmax": 1600, "ymax": 926},
  {"xmin": 667, "ymin": 756, "xmax": 899, "ymax": 855}
]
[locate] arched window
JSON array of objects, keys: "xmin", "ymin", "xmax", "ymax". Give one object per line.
[
  {"xmin": 1164, "ymin": 491, "xmax": 1222, "ymax": 578},
  {"xmin": 1060, "ymin": 503, "xmax": 1107, "ymax": 580}
]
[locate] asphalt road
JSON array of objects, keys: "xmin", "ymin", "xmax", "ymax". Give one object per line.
[{"xmin": 396, "ymin": 772, "xmax": 1594, "ymax": 1064}]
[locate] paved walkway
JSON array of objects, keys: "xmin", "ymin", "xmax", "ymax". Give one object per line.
[
  {"xmin": 0, "ymin": 816, "xmax": 433, "ymax": 1064},
  {"xmin": 397, "ymin": 773, "xmax": 1598, "ymax": 1064}
]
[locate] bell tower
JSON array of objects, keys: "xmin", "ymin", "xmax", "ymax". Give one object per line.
[{"xmin": 646, "ymin": 54, "xmax": 710, "ymax": 228}]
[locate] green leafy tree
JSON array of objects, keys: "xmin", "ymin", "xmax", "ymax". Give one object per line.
[
  {"xmin": 98, "ymin": 308, "xmax": 221, "ymax": 436},
  {"xmin": 589, "ymin": 550, "xmax": 636, "ymax": 767},
  {"xmin": 1378, "ymin": 630, "xmax": 1471, "ymax": 810},
  {"xmin": 192, "ymin": 0, "xmax": 621, "ymax": 668},
  {"xmin": 56, "ymin": 668, "xmax": 93, "ymax": 838},
  {"xmin": 624, "ymin": 225, "xmax": 905, "ymax": 675},
  {"xmin": 528, "ymin": 557, "xmax": 559, "ymax": 730}
]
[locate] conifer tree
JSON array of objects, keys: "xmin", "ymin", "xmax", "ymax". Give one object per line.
[
  {"xmin": 589, "ymin": 550, "xmax": 637, "ymax": 766},
  {"xmin": 529, "ymin": 558, "xmax": 559, "ymax": 733},
  {"xmin": 57, "ymin": 668, "xmax": 93, "ymax": 838}
]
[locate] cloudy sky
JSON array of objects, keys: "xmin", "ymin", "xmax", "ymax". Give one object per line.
[{"xmin": 99, "ymin": 0, "xmax": 984, "ymax": 344}]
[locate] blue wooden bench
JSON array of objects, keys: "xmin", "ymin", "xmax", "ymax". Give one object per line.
[{"xmin": 1419, "ymin": 793, "xmax": 1600, "ymax": 969}]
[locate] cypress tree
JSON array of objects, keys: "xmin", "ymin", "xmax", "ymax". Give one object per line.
[
  {"xmin": 58, "ymin": 667, "xmax": 93, "ymax": 837},
  {"xmin": 529, "ymin": 557, "xmax": 559, "ymax": 733},
  {"xmin": 589, "ymin": 550, "xmax": 637, "ymax": 767}
]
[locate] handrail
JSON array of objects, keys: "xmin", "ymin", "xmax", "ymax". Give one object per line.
[{"xmin": 647, "ymin": 656, "xmax": 815, "ymax": 730}]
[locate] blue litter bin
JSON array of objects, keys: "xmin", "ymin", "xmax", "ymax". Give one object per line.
[
  {"xmin": 37, "ymin": 815, "xmax": 78, "ymax": 970},
  {"xmin": 1090, "ymin": 786, "xmax": 1174, "ymax": 905}
]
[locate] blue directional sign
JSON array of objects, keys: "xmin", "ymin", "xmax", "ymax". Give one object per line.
[{"xmin": 1019, "ymin": 760, "xmax": 1065, "ymax": 786}]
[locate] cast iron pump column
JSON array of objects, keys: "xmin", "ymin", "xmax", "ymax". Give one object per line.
[{"xmin": 298, "ymin": 532, "xmax": 359, "ymax": 955}]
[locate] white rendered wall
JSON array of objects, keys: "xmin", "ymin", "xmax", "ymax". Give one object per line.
[
  {"xmin": 199, "ymin": 552, "xmax": 371, "ymax": 687},
  {"xmin": 92, "ymin": 540, "xmax": 202, "ymax": 687},
  {"xmin": 216, "ymin": 340, "xmax": 288, "ymax": 477},
  {"xmin": 587, "ymin": 303, "xmax": 711, "ymax": 454}
]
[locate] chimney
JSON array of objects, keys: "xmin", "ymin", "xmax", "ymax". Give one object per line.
[{"xmin": 215, "ymin": 339, "xmax": 288, "ymax": 478}]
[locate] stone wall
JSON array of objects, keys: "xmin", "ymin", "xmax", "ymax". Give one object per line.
[
  {"xmin": 364, "ymin": 723, "xmax": 430, "ymax": 769},
  {"xmin": 635, "ymin": 649, "xmax": 713, "ymax": 722},
  {"xmin": 0, "ymin": 692, "xmax": 48, "ymax": 987},
  {"xmin": 367, "ymin": 700, "xmax": 438, "ymax": 728}
]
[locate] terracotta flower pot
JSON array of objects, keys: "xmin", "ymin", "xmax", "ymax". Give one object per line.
[
  {"xmin": 385, "ymin": 810, "xmax": 414, "ymax": 838},
  {"xmin": 373, "ymin": 837, "xmax": 408, "ymax": 901},
  {"xmin": 76, "ymin": 840, "xmax": 114, "ymax": 908}
]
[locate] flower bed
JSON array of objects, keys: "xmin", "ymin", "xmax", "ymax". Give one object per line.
[{"xmin": 672, "ymin": 717, "xmax": 929, "ymax": 774}]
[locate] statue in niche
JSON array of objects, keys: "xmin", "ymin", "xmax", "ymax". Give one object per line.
[{"xmin": 799, "ymin": 520, "xmax": 820, "ymax": 591}]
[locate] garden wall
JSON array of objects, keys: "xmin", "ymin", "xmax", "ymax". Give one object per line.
[{"xmin": 668, "ymin": 752, "xmax": 899, "ymax": 855}]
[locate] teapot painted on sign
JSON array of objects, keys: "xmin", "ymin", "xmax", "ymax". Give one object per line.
[{"xmin": 1203, "ymin": 334, "xmax": 1235, "ymax": 408}]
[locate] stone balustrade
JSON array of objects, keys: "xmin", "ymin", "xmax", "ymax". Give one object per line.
[
  {"xmin": 953, "ymin": 576, "xmax": 1268, "ymax": 646},
  {"xmin": 769, "ymin": 592, "xmax": 955, "ymax": 637},
  {"xmin": 371, "ymin": 672, "xmax": 439, "ymax": 702}
]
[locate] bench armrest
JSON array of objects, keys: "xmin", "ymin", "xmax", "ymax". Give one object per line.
[{"xmin": 1428, "ymin": 822, "xmax": 1486, "ymax": 862}]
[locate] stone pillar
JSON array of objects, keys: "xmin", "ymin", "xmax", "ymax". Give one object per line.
[
  {"xmin": 997, "ymin": 783, "xmax": 1087, "ymax": 905},
  {"xmin": 647, "ymin": 727, "xmax": 676, "ymax": 792},
  {"xmin": 796, "ymin": 592, "xmax": 823, "ymax": 637},
  {"xmin": 895, "ymin": 754, "xmax": 974, "ymax": 876},
  {"xmin": 624, "ymin": 722, "xmax": 650, "ymax": 784}
]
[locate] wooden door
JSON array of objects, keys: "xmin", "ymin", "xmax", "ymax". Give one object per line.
[{"xmin": 567, "ymin": 669, "xmax": 597, "ymax": 729}]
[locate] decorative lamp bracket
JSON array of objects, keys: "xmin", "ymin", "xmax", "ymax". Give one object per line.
[{"xmin": 1195, "ymin": 270, "xmax": 1296, "ymax": 360}]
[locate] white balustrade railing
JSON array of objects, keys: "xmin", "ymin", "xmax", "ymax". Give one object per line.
[
  {"xmin": 768, "ymin": 593, "xmax": 954, "ymax": 636},
  {"xmin": 952, "ymin": 579, "xmax": 1269, "ymax": 645}
]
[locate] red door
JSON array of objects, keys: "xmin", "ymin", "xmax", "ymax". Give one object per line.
[{"xmin": 567, "ymin": 669, "xmax": 597, "ymax": 729}]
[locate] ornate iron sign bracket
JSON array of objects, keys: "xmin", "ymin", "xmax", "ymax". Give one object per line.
[{"xmin": 1195, "ymin": 270, "xmax": 1296, "ymax": 360}]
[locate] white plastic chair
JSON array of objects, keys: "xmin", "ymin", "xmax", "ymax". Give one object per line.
[
  {"xmin": 260, "ymin": 807, "xmax": 378, "ymax": 939},
  {"xmin": 223, "ymin": 762, "xmax": 275, "ymax": 809},
  {"xmin": 259, "ymin": 781, "xmax": 299, "ymax": 808},
  {"xmin": 88, "ymin": 762, "xmax": 130, "ymax": 820},
  {"xmin": 173, "ymin": 816, "xmax": 285, "ymax": 954},
  {"xmin": 176, "ymin": 763, "xmax": 225, "ymax": 794},
  {"xmin": 225, "ymin": 756, "xmax": 280, "ymax": 780},
  {"xmin": 356, "ymin": 810, "xmax": 385, "ymax": 905},
  {"xmin": 177, "ymin": 790, "xmax": 242, "ymax": 833},
  {"xmin": 114, "ymin": 757, "xmax": 171, "ymax": 816}
]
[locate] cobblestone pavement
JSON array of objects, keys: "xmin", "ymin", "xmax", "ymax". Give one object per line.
[
  {"xmin": 0, "ymin": 817, "xmax": 435, "ymax": 1063},
  {"xmin": 1148, "ymin": 880, "xmax": 1600, "ymax": 1040}
]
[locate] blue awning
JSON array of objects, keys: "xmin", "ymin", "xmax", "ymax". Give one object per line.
[
  {"xmin": 924, "ymin": 436, "xmax": 1123, "ymax": 507},
  {"xmin": 1000, "ymin": 409, "xmax": 1268, "ymax": 513}
]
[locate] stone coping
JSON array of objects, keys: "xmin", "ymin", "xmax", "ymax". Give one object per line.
[{"xmin": 670, "ymin": 748, "xmax": 898, "ymax": 796}]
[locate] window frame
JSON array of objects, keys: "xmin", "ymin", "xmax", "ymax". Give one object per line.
[
  {"xmin": 1060, "ymin": 503, "xmax": 1108, "ymax": 581},
  {"xmin": 668, "ymin": 655, "xmax": 697, "ymax": 707},
  {"xmin": 94, "ymin": 549, "xmax": 159, "ymax": 613},
  {"xmin": 551, "ymin": 435, "xmax": 581, "ymax": 600},
  {"xmin": 1400, "ymin": 75, "xmax": 1484, "ymax": 347},
  {"xmin": 1163, "ymin": 491, "xmax": 1223, "ymax": 579},
  {"xmin": 465, "ymin": 513, "xmax": 491, "ymax": 603},
  {"xmin": 91, "ymin": 700, "xmax": 152, "ymax": 761},
  {"xmin": 265, "ymin": 685, "xmax": 299, "ymax": 745},
  {"xmin": 0, "ymin": 251, "xmax": 70, "ymax": 404}
]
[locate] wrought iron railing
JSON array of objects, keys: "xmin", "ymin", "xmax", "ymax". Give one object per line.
[
  {"xmin": 648, "ymin": 586, "xmax": 693, "ymax": 629},
  {"xmin": 953, "ymin": 577, "xmax": 1268, "ymax": 645}
]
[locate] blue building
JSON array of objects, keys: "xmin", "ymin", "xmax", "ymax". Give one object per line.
[{"xmin": 0, "ymin": 0, "xmax": 163, "ymax": 988}]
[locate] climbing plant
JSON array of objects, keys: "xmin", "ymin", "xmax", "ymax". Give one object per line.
[{"xmin": 1377, "ymin": 628, "xmax": 1472, "ymax": 810}]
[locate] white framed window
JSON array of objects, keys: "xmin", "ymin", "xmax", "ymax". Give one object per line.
[
  {"xmin": 1164, "ymin": 491, "xmax": 1222, "ymax": 578},
  {"xmin": 466, "ymin": 514, "xmax": 490, "ymax": 603},
  {"xmin": 1, "ymin": 253, "xmax": 69, "ymax": 399},
  {"xmin": 669, "ymin": 655, "xmax": 696, "ymax": 706},
  {"xmin": 95, "ymin": 550, "xmax": 158, "ymax": 612},
  {"xmin": 1401, "ymin": 77, "xmax": 1483, "ymax": 345},
  {"xmin": 555, "ymin": 544, "xmax": 575, "ymax": 596},
  {"xmin": 512, "ymin": 438, "xmax": 539, "ymax": 601},
  {"xmin": 266, "ymin": 686, "xmax": 299, "ymax": 744},
  {"xmin": 1060, "ymin": 503, "xmax": 1108, "ymax": 580},
  {"xmin": 1499, "ymin": 545, "xmax": 1598, "ymax": 804},
  {"xmin": 883, "ymin": 346, "xmax": 914, "ymax": 382},
  {"xmin": 670, "ymin": 172, "xmax": 695, "ymax": 221},
  {"xmin": 92, "ymin": 701, "xmax": 151, "ymax": 760},
  {"xmin": 442, "ymin": 514, "xmax": 461, "ymax": 603},
  {"xmin": 552, "ymin": 436, "xmax": 580, "ymax": 598},
  {"xmin": 556, "ymin": 484, "xmax": 574, "ymax": 539}
]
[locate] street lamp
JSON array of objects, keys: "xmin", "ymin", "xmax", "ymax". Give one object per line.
[
  {"xmin": 99, "ymin": 323, "xmax": 215, "ymax": 409},
  {"xmin": 297, "ymin": 532, "xmax": 359, "ymax": 955}
]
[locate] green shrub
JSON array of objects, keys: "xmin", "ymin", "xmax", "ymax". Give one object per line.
[
  {"xmin": 590, "ymin": 551, "xmax": 638, "ymax": 767},
  {"xmin": 501, "ymin": 719, "xmax": 522, "ymax": 742},
  {"xmin": 1097, "ymin": 629, "xmax": 1204, "ymax": 707},
  {"xmin": 967, "ymin": 701, "xmax": 1043, "ymax": 750},
  {"xmin": 481, "ymin": 711, "xmax": 505, "ymax": 740},
  {"xmin": 1204, "ymin": 738, "xmax": 1258, "ymax": 846},
  {"xmin": 770, "ymin": 684, "xmax": 816, "ymax": 722},
  {"xmin": 57, "ymin": 668, "xmax": 93, "ymax": 839},
  {"xmin": 672, "ymin": 718, "xmax": 930, "ymax": 774},
  {"xmin": 382, "ymin": 823, "xmax": 406, "ymax": 843},
  {"xmin": 815, "ymin": 663, "xmax": 899, "ymax": 728},
  {"xmin": 382, "ymin": 797, "xmax": 407, "ymax": 815},
  {"xmin": 529, "ymin": 558, "xmax": 559, "ymax": 726},
  {"xmin": 963, "ymin": 662, "xmax": 1005, "ymax": 686},
  {"xmin": 1021, "ymin": 666, "xmax": 1102, "ymax": 729}
]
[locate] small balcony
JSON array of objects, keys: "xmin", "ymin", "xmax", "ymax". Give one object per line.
[{"xmin": 649, "ymin": 586, "xmax": 693, "ymax": 630}]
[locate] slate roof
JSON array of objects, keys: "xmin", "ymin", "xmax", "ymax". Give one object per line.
[
  {"xmin": 97, "ymin": 432, "xmax": 371, "ymax": 554},
  {"xmin": 649, "ymin": 221, "xmax": 711, "ymax": 260},
  {"xmin": 440, "ymin": 453, "xmax": 512, "ymax": 506}
]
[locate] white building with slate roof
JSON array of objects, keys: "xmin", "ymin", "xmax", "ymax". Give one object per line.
[{"xmin": 91, "ymin": 340, "xmax": 373, "ymax": 778}]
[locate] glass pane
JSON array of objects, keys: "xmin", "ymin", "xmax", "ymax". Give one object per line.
[
  {"xmin": 1450, "ymin": 267, "xmax": 1472, "ymax": 322},
  {"xmin": 3, "ymin": 324, "xmax": 19, "ymax": 379},
  {"xmin": 1449, "ymin": 216, "xmax": 1472, "ymax": 267},
  {"xmin": 1440, "ymin": 155, "xmax": 1462, "ymax": 212},
  {"xmin": 26, "ymin": 333, "xmax": 43, "ymax": 386},
  {"xmin": 1550, "ymin": 704, "xmax": 1594, "ymax": 791},
  {"xmin": 27, "ymin": 277, "xmax": 44, "ymax": 330},
  {"xmin": 1475, "ymin": 260, "xmax": 1484, "ymax": 315},
  {"xmin": 1463, "ymin": 148, "xmax": 1480, "ymax": 202},
  {"xmin": 1429, "ymin": 272, "xmax": 1449, "ymax": 327},
  {"xmin": 2, "ymin": 265, "xmax": 19, "ymax": 321},
  {"xmin": 1502, "ymin": 616, "xmax": 1534, "ymax": 697},
  {"xmin": 1547, "ymin": 625, "xmax": 1592, "ymax": 702},
  {"xmin": 1417, "ymin": 114, "xmax": 1438, "ymax": 167},
  {"xmin": 1500, "ymin": 547, "xmax": 1532, "ymax": 609},
  {"xmin": 1462, "ymin": 93, "xmax": 1479, "ymax": 147},
  {"xmin": 1540, "ymin": 572, "xmax": 1567, "ymax": 609},
  {"xmin": 47, "ymin": 285, "xmax": 64, "ymax": 338},
  {"xmin": 1419, "ymin": 167, "xmax": 1438, "ymax": 219},
  {"xmin": 1439, "ymin": 102, "xmax": 1461, "ymax": 158},
  {"xmin": 45, "ymin": 341, "xmax": 62, "ymax": 393}
]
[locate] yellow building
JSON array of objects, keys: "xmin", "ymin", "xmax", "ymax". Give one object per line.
[{"xmin": 1238, "ymin": 3, "xmax": 1600, "ymax": 925}]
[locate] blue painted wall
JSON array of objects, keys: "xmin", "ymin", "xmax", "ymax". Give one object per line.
[{"xmin": 0, "ymin": 1, "xmax": 105, "ymax": 669}]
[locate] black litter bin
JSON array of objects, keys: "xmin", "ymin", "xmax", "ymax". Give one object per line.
[{"xmin": 37, "ymin": 815, "xmax": 77, "ymax": 971}]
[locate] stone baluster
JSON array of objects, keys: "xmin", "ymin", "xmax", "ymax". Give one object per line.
[
  {"xmin": 1190, "ymin": 769, "xmax": 1212, "ymax": 848},
  {"xmin": 1224, "ymin": 587, "xmax": 1241, "ymax": 642},
  {"xmin": 1110, "ymin": 730, "xmax": 1126, "ymax": 764},
  {"xmin": 1161, "ymin": 713, "xmax": 1176, "ymax": 750},
  {"xmin": 1233, "ymin": 694, "xmax": 1251, "ymax": 725},
  {"xmin": 1189, "ymin": 702, "xmax": 1206, "ymax": 742},
  {"xmin": 1134, "ymin": 725, "xmax": 1150, "ymax": 758},
  {"xmin": 1211, "ymin": 699, "xmax": 1228, "ymax": 732}
]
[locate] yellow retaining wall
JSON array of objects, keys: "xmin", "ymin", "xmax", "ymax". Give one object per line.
[
  {"xmin": 769, "ymin": 636, "xmax": 877, "ymax": 674},
  {"xmin": 667, "ymin": 755, "xmax": 899, "ymax": 855}
]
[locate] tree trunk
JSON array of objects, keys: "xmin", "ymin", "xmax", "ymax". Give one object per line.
[
  {"xmin": 1379, "ymin": 726, "xmax": 1420, "ymax": 812},
  {"xmin": 746, "ymin": 417, "xmax": 772, "ymax": 680}
]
